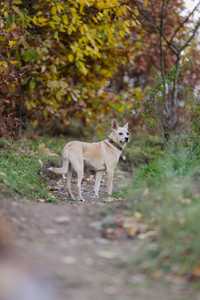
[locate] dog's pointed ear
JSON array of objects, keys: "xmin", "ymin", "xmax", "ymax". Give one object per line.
[
  {"xmin": 111, "ymin": 119, "xmax": 118, "ymax": 130},
  {"xmin": 124, "ymin": 123, "xmax": 128, "ymax": 129}
]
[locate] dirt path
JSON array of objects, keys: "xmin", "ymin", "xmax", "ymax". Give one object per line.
[{"xmin": 0, "ymin": 170, "xmax": 197, "ymax": 300}]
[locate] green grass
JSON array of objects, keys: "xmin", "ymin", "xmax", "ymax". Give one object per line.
[
  {"xmin": 124, "ymin": 134, "xmax": 164, "ymax": 168},
  {"xmin": 0, "ymin": 136, "xmax": 66, "ymax": 201},
  {"xmin": 126, "ymin": 134, "xmax": 200, "ymax": 275}
]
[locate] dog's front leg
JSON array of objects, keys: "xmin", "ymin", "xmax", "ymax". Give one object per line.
[
  {"xmin": 94, "ymin": 171, "xmax": 104, "ymax": 197},
  {"xmin": 107, "ymin": 171, "xmax": 114, "ymax": 195}
]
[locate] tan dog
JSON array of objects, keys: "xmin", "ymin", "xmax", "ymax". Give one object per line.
[{"xmin": 49, "ymin": 120, "xmax": 129, "ymax": 201}]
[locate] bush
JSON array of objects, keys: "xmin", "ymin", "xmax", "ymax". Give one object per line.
[
  {"xmin": 127, "ymin": 135, "xmax": 200, "ymax": 275},
  {"xmin": 0, "ymin": 0, "xmax": 132, "ymax": 136},
  {"xmin": 124, "ymin": 134, "xmax": 164, "ymax": 168}
]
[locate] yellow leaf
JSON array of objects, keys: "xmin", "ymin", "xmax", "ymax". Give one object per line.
[
  {"xmin": 0, "ymin": 61, "xmax": 8, "ymax": 68},
  {"xmin": 192, "ymin": 265, "xmax": 200, "ymax": 277},
  {"xmin": 8, "ymin": 40, "xmax": 16, "ymax": 48},
  {"xmin": 13, "ymin": 0, "xmax": 22, "ymax": 4},
  {"xmin": 134, "ymin": 87, "xmax": 143, "ymax": 101},
  {"xmin": 68, "ymin": 54, "xmax": 74, "ymax": 62},
  {"xmin": 51, "ymin": 6, "xmax": 57, "ymax": 15},
  {"xmin": 126, "ymin": 226, "xmax": 139, "ymax": 238},
  {"xmin": 31, "ymin": 120, "xmax": 38, "ymax": 128},
  {"xmin": 62, "ymin": 15, "xmax": 68, "ymax": 26},
  {"xmin": 76, "ymin": 61, "xmax": 88, "ymax": 75},
  {"xmin": 32, "ymin": 16, "xmax": 48, "ymax": 27},
  {"xmin": 56, "ymin": 3, "xmax": 64, "ymax": 13},
  {"xmin": 134, "ymin": 211, "xmax": 143, "ymax": 220},
  {"xmin": 10, "ymin": 60, "xmax": 18, "ymax": 65}
]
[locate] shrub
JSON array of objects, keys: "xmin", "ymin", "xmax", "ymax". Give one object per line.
[{"xmin": 127, "ymin": 135, "xmax": 200, "ymax": 275}]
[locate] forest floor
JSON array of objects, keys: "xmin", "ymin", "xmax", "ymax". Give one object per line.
[{"xmin": 0, "ymin": 169, "xmax": 198, "ymax": 300}]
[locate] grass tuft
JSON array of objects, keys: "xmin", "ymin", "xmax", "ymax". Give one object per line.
[{"xmin": 0, "ymin": 136, "xmax": 66, "ymax": 201}]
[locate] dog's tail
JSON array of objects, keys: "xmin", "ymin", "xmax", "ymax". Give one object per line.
[{"xmin": 49, "ymin": 156, "xmax": 69, "ymax": 175}]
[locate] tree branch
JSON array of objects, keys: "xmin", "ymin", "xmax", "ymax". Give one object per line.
[
  {"xmin": 169, "ymin": 0, "xmax": 200, "ymax": 44},
  {"xmin": 180, "ymin": 18, "xmax": 200, "ymax": 52},
  {"xmin": 130, "ymin": 0, "xmax": 179, "ymax": 55}
]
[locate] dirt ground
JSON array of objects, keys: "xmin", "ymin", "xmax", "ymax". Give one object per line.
[{"xmin": 0, "ymin": 170, "xmax": 198, "ymax": 300}]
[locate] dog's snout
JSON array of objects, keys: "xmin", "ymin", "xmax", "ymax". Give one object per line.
[{"xmin": 125, "ymin": 137, "xmax": 129, "ymax": 142}]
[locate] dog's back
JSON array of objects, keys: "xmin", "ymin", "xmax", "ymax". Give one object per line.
[{"xmin": 64, "ymin": 140, "xmax": 104, "ymax": 161}]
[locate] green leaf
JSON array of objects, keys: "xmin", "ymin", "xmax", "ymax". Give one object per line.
[{"xmin": 22, "ymin": 49, "xmax": 38, "ymax": 63}]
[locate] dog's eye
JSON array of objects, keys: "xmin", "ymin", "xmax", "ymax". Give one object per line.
[{"xmin": 119, "ymin": 132, "xmax": 123, "ymax": 136}]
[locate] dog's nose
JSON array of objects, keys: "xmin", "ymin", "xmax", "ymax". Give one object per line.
[{"xmin": 125, "ymin": 137, "xmax": 129, "ymax": 142}]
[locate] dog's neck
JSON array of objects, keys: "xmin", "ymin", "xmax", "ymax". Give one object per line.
[{"xmin": 105, "ymin": 138, "xmax": 124, "ymax": 152}]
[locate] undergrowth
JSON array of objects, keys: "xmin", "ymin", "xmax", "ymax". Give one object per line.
[
  {"xmin": 124, "ymin": 134, "xmax": 164, "ymax": 168},
  {"xmin": 127, "ymin": 134, "xmax": 200, "ymax": 276},
  {"xmin": 0, "ymin": 136, "xmax": 66, "ymax": 201}
]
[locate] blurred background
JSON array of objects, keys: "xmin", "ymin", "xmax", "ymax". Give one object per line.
[
  {"xmin": 1, "ymin": 1, "xmax": 200, "ymax": 299},
  {"xmin": 1, "ymin": 0, "xmax": 200, "ymax": 138}
]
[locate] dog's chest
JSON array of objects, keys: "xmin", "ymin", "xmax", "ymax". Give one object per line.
[
  {"xmin": 83, "ymin": 143, "xmax": 104, "ymax": 169},
  {"xmin": 82, "ymin": 142, "xmax": 120, "ymax": 170}
]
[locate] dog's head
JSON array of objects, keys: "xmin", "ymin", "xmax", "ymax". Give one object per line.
[{"xmin": 110, "ymin": 120, "xmax": 129, "ymax": 146}]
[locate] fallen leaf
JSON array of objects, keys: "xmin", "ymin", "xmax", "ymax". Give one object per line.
[
  {"xmin": 62, "ymin": 256, "xmax": 76, "ymax": 264},
  {"xmin": 138, "ymin": 230, "xmax": 157, "ymax": 240},
  {"xmin": 152, "ymin": 270, "xmax": 162, "ymax": 279},
  {"xmin": 192, "ymin": 265, "xmax": 200, "ymax": 277},
  {"xmin": 134, "ymin": 211, "xmax": 143, "ymax": 220},
  {"xmin": 54, "ymin": 216, "xmax": 70, "ymax": 224},
  {"xmin": 97, "ymin": 250, "xmax": 117, "ymax": 259},
  {"xmin": 126, "ymin": 226, "xmax": 139, "ymax": 238},
  {"xmin": 104, "ymin": 196, "xmax": 116, "ymax": 202},
  {"xmin": 37, "ymin": 198, "xmax": 46, "ymax": 203}
]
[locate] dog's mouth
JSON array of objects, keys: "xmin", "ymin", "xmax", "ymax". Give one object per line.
[{"xmin": 120, "ymin": 138, "xmax": 129, "ymax": 144}]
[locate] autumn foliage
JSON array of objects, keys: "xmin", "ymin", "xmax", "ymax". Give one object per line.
[
  {"xmin": 0, "ymin": 0, "xmax": 200, "ymax": 136},
  {"xmin": 0, "ymin": 0, "xmax": 131, "ymax": 135}
]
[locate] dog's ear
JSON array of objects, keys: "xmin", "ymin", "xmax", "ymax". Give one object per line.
[
  {"xmin": 124, "ymin": 123, "xmax": 128, "ymax": 129},
  {"xmin": 111, "ymin": 119, "xmax": 118, "ymax": 130}
]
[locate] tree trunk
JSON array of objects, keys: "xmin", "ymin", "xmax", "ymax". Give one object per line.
[{"xmin": 162, "ymin": 56, "xmax": 181, "ymax": 140}]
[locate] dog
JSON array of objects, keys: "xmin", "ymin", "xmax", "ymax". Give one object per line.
[{"xmin": 49, "ymin": 120, "xmax": 129, "ymax": 201}]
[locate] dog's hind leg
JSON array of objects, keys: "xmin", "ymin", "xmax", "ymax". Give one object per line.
[
  {"xmin": 94, "ymin": 171, "xmax": 104, "ymax": 198},
  {"xmin": 77, "ymin": 169, "xmax": 85, "ymax": 201},
  {"xmin": 72, "ymin": 158, "xmax": 85, "ymax": 202},
  {"xmin": 64, "ymin": 168, "xmax": 75, "ymax": 200}
]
